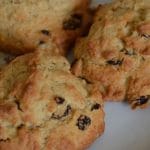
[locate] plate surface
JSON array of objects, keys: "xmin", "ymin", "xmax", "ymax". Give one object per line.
[{"xmin": 88, "ymin": 0, "xmax": 150, "ymax": 150}]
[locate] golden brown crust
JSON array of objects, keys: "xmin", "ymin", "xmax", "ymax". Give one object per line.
[
  {"xmin": 0, "ymin": 128, "xmax": 40, "ymax": 150},
  {"xmin": 0, "ymin": 0, "xmax": 92, "ymax": 55},
  {"xmin": 72, "ymin": 0, "xmax": 150, "ymax": 108},
  {"xmin": 127, "ymin": 60, "xmax": 150, "ymax": 109},
  {"xmin": 0, "ymin": 43, "xmax": 104, "ymax": 149}
]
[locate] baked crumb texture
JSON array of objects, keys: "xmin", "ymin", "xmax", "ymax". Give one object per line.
[
  {"xmin": 0, "ymin": 47, "xmax": 104, "ymax": 150},
  {"xmin": 72, "ymin": 0, "xmax": 150, "ymax": 109},
  {"xmin": 0, "ymin": 0, "xmax": 92, "ymax": 55}
]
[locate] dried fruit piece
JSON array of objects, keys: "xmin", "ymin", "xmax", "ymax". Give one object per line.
[
  {"xmin": 15, "ymin": 100, "xmax": 23, "ymax": 112},
  {"xmin": 51, "ymin": 105, "xmax": 72, "ymax": 120},
  {"xmin": 120, "ymin": 49, "xmax": 136, "ymax": 56},
  {"xmin": 39, "ymin": 40, "xmax": 45, "ymax": 45},
  {"xmin": 133, "ymin": 95, "xmax": 150, "ymax": 107},
  {"xmin": 91, "ymin": 103, "xmax": 101, "ymax": 111},
  {"xmin": 55, "ymin": 97, "xmax": 65, "ymax": 104},
  {"xmin": 107, "ymin": 59, "xmax": 124, "ymax": 66},
  {"xmin": 41, "ymin": 30, "xmax": 50, "ymax": 36},
  {"xmin": 63, "ymin": 105, "xmax": 72, "ymax": 117},
  {"xmin": 0, "ymin": 139, "xmax": 10, "ymax": 142},
  {"xmin": 63, "ymin": 14, "xmax": 82, "ymax": 30},
  {"xmin": 76, "ymin": 115, "xmax": 91, "ymax": 130},
  {"xmin": 17, "ymin": 124, "xmax": 24, "ymax": 129},
  {"xmin": 72, "ymin": 14, "xmax": 82, "ymax": 21},
  {"xmin": 141, "ymin": 34, "xmax": 150, "ymax": 39}
]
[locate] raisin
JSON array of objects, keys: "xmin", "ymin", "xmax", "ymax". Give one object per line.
[
  {"xmin": 39, "ymin": 40, "xmax": 45, "ymax": 45},
  {"xmin": 15, "ymin": 100, "xmax": 23, "ymax": 112},
  {"xmin": 51, "ymin": 112, "xmax": 61, "ymax": 120},
  {"xmin": 51, "ymin": 105, "xmax": 72, "ymax": 120},
  {"xmin": 134, "ymin": 95, "xmax": 150, "ymax": 106},
  {"xmin": 120, "ymin": 49, "xmax": 136, "ymax": 56},
  {"xmin": 141, "ymin": 34, "xmax": 150, "ymax": 39},
  {"xmin": 17, "ymin": 124, "xmax": 24, "ymax": 129},
  {"xmin": 63, "ymin": 105, "xmax": 72, "ymax": 117},
  {"xmin": 0, "ymin": 138, "xmax": 10, "ymax": 142},
  {"xmin": 72, "ymin": 14, "xmax": 82, "ymax": 20},
  {"xmin": 76, "ymin": 115, "xmax": 91, "ymax": 130},
  {"xmin": 107, "ymin": 59, "xmax": 123, "ymax": 66},
  {"xmin": 51, "ymin": 113, "xmax": 61, "ymax": 120},
  {"xmin": 91, "ymin": 103, "xmax": 101, "ymax": 111},
  {"xmin": 41, "ymin": 30, "xmax": 50, "ymax": 36},
  {"xmin": 63, "ymin": 14, "xmax": 82, "ymax": 30},
  {"xmin": 55, "ymin": 97, "xmax": 65, "ymax": 104}
]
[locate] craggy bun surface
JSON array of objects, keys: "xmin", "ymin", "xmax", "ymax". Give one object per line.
[
  {"xmin": 0, "ymin": 0, "xmax": 92, "ymax": 55},
  {"xmin": 72, "ymin": 0, "xmax": 150, "ymax": 108},
  {"xmin": 0, "ymin": 45, "xmax": 104, "ymax": 150}
]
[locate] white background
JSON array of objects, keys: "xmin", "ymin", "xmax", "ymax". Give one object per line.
[{"xmin": 88, "ymin": 0, "xmax": 150, "ymax": 150}]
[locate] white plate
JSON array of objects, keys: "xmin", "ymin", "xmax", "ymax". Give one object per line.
[{"xmin": 88, "ymin": 0, "xmax": 150, "ymax": 150}]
